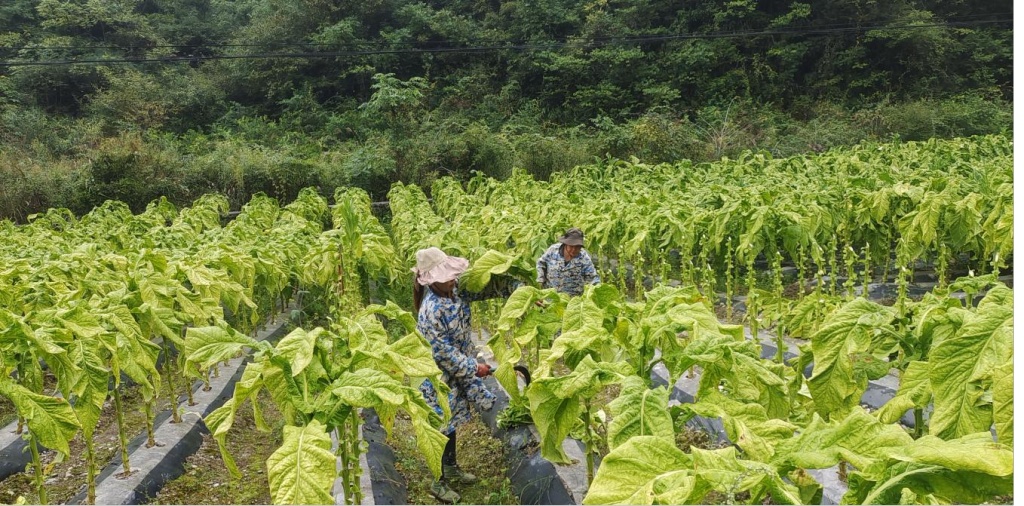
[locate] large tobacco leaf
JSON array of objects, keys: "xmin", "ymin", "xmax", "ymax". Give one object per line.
[
  {"xmin": 874, "ymin": 360, "xmax": 931, "ymax": 425},
  {"xmin": 584, "ymin": 436, "xmax": 801, "ymax": 505},
  {"xmin": 0, "ymin": 379, "xmax": 80, "ymax": 456},
  {"xmin": 772, "ymin": 408, "xmax": 913, "ymax": 473},
  {"xmin": 461, "ymin": 249, "xmax": 533, "ymax": 292},
  {"xmin": 991, "ymin": 361, "xmax": 1012, "ymax": 448},
  {"xmin": 807, "ymin": 298, "xmax": 897, "ymax": 420},
  {"xmin": 681, "ymin": 391, "xmax": 798, "ymax": 463},
  {"xmin": 928, "ymin": 285, "xmax": 1012, "ymax": 439},
  {"xmin": 845, "ymin": 433, "xmax": 1013, "ymax": 504},
  {"xmin": 605, "ymin": 376, "xmax": 673, "ymax": 450},
  {"xmin": 266, "ymin": 421, "xmax": 337, "ymax": 505},
  {"xmin": 183, "ymin": 324, "xmax": 262, "ymax": 372},
  {"xmin": 526, "ymin": 356, "xmax": 631, "ymax": 463}
]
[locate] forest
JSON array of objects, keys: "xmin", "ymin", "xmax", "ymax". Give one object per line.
[{"xmin": 0, "ymin": 0, "xmax": 1013, "ymax": 219}]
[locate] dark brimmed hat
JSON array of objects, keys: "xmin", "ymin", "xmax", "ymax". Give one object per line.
[{"xmin": 558, "ymin": 227, "xmax": 585, "ymax": 246}]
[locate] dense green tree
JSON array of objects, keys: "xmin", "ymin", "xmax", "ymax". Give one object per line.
[{"xmin": 0, "ymin": 0, "xmax": 1012, "ymax": 219}]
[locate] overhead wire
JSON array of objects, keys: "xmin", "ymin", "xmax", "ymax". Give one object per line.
[
  {"xmin": 0, "ymin": 17, "xmax": 1011, "ymax": 67},
  {"xmin": 4, "ymin": 12, "xmax": 1012, "ymax": 52}
]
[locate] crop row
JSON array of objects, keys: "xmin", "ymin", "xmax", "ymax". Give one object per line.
[{"xmin": 1, "ymin": 135, "xmax": 1013, "ymax": 505}]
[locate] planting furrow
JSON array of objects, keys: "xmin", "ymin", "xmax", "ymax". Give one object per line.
[
  {"xmin": 360, "ymin": 409, "xmax": 406, "ymax": 504},
  {"xmin": 64, "ymin": 309, "xmax": 293, "ymax": 505},
  {"xmin": 474, "ymin": 332, "xmax": 590, "ymax": 504},
  {"xmin": 361, "ymin": 331, "xmax": 583, "ymax": 505}
]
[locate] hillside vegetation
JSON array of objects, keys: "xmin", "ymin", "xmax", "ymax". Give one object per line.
[{"xmin": 0, "ymin": 0, "xmax": 1012, "ymax": 219}]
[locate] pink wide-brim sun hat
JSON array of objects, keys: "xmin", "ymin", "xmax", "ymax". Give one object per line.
[{"xmin": 411, "ymin": 247, "xmax": 470, "ymax": 286}]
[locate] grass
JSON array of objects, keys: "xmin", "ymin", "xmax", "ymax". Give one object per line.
[
  {"xmin": 151, "ymin": 391, "xmax": 284, "ymax": 505},
  {"xmin": 387, "ymin": 412, "xmax": 518, "ymax": 505}
]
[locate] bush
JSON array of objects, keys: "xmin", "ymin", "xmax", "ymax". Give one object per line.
[
  {"xmin": 0, "ymin": 154, "xmax": 83, "ymax": 222},
  {"xmin": 512, "ymin": 133, "xmax": 590, "ymax": 180},
  {"xmin": 341, "ymin": 136, "xmax": 398, "ymax": 200},
  {"xmin": 76, "ymin": 134, "xmax": 187, "ymax": 214},
  {"xmin": 769, "ymin": 103, "xmax": 872, "ymax": 156},
  {"xmin": 855, "ymin": 92, "xmax": 1012, "ymax": 141}
]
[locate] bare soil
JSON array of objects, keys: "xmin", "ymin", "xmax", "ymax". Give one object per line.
[{"xmin": 387, "ymin": 411, "xmax": 518, "ymax": 505}]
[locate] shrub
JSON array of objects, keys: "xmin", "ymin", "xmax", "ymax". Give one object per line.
[
  {"xmin": 76, "ymin": 134, "xmax": 186, "ymax": 214},
  {"xmin": 512, "ymin": 133, "xmax": 590, "ymax": 180}
]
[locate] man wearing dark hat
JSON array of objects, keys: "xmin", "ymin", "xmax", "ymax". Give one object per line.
[{"xmin": 536, "ymin": 227, "xmax": 600, "ymax": 296}]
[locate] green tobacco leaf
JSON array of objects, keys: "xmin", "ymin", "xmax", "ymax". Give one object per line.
[
  {"xmin": 808, "ymin": 298, "xmax": 896, "ymax": 420},
  {"xmin": 690, "ymin": 446, "xmax": 803, "ymax": 505},
  {"xmin": 0, "ymin": 380, "xmax": 80, "ymax": 456},
  {"xmin": 875, "ymin": 361, "xmax": 932, "ymax": 425},
  {"xmin": 406, "ymin": 398, "xmax": 449, "ymax": 479},
  {"xmin": 910, "ymin": 294, "xmax": 965, "ymax": 359},
  {"xmin": 205, "ymin": 362, "xmax": 267, "ymax": 464},
  {"xmin": 461, "ymin": 249, "xmax": 518, "ymax": 292},
  {"xmin": 339, "ymin": 313, "xmax": 389, "ymax": 355},
  {"xmin": 495, "ymin": 286, "xmax": 564, "ymax": 335},
  {"xmin": 360, "ymin": 233, "xmax": 402, "ymax": 281},
  {"xmin": 897, "ymin": 193, "xmax": 943, "ymax": 253},
  {"xmin": 606, "ymin": 376, "xmax": 673, "ymax": 450},
  {"xmin": 772, "ymin": 408, "xmax": 913, "ymax": 473},
  {"xmin": 380, "ymin": 333, "xmax": 442, "ymax": 378},
  {"xmin": 330, "ymin": 368, "xmax": 407, "ymax": 407},
  {"xmin": 324, "ymin": 370, "xmax": 447, "ymax": 478},
  {"xmin": 275, "ymin": 327, "xmax": 321, "ymax": 376},
  {"xmin": 682, "ymin": 391, "xmax": 798, "ymax": 462},
  {"xmin": 885, "ymin": 432, "xmax": 1012, "ymax": 476},
  {"xmin": 204, "ymin": 401, "xmax": 241, "ymax": 477},
  {"xmin": 699, "ymin": 346, "xmax": 789, "ymax": 420},
  {"xmin": 583, "ymin": 436, "xmax": 701, "ymax": 505},
  {"xmin": 112, "ymin": 312, "xmax": 162, "ymax": 397},
  {"xmin": 561, "ymin": 290, "xmax": 606, "ymax": 333},
  {"xmin": 524, "ymin": 382, "xmax": 580, "ymax": 464},
  {"xmin": 527, "ymin": 356, "xmax": 630, "ymax": 463},
  {"xmin": 544, "ymin": 324, "xmax": 608, "ymax": 374},
  {"xmin": 992, "ymin": 361, "xmax": 1012, "ymax": 448},
  {"xmin": 136, "ymin": 303, "xmax": 184, "ymax": 346},
  {"xmin": 260, "ymin": 360, "xmax": 299, "ymax": 423},
  {"xmin": 266, "ymin": 421, "xmax": 336, "ymax": 505},
  {"xmin": 589, "ymin": 283, "xmax": 622, "ymax": 311},
  {"xmin": 928, "ymin": 295, "xmax": 1012, "ymax": 439},
  {"xmin": 847, "ymin": 460, "xmax": 1012, "ymax": 505},
  {"xmin": 948, "ymin": 274, "xmax": 999, "ymax": 297},
  {"xmin": 184, "ymin": 325, "xmax": 258, "ymax": 372},
  {"xmin": 520, "ymin": 308, "xmax": 563, "ymax": 345},
  {"xmin": 673, "ymin": 333, "xmax": 733, "ymax": 374},
  {"xmin": 364, "ymin": 301, "xmax": 419, "ymax": 334},
  {"xmin": 175, "ymin": 288, "xmax": 219, "ymax": 325},
  {"xmin": 67, "ymin": 339, "xmax": 109, "ymax": 437},
  {"xmin": 495, "ymin": 286, "xmax": 543, "ymax": 332},
  {"xmin": 55, "ymin": 306, "xmax": 105, "ymax": 340}
]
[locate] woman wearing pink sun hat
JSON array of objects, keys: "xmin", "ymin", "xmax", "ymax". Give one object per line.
[{"xmin": 410, "ymin": 246, "xmax": 517, "ymax": 503}]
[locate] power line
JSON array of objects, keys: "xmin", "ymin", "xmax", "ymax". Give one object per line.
[
  {"xmin": 0, "ymin": 18, "xmax": 1011, "ymax": 68},
  {"xmin": 5, "ymin": 13, "xmax": 1013, "ymax": 52}
]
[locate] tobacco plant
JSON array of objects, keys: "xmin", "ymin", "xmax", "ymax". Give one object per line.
[{"xmin": 189, "ymin": 303, "xmax": 452, "ymax": 504}]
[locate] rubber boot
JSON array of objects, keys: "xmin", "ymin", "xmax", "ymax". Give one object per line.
[{"xmin": 441, "ymin": 430, "xmax": 478, "ymax": 485}]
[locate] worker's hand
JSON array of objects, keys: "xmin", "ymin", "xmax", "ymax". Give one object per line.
[{"xmin": 475, "ymin": 363, "xmax": 492, "ymax": 377}]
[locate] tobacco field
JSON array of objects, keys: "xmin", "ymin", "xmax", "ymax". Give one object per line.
[{"xmin": 0, "ymin": 134, "xmax": 1013, "ymax": 505}]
